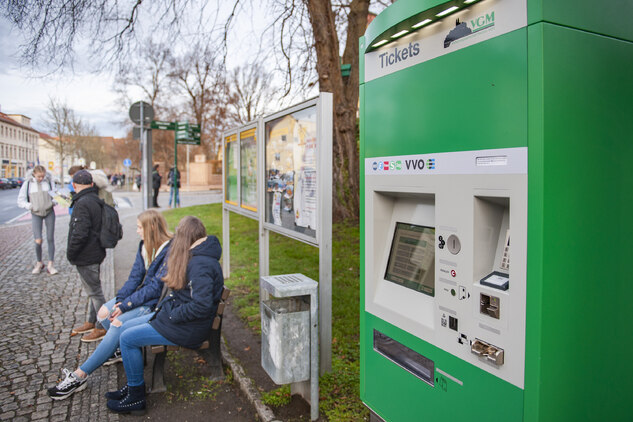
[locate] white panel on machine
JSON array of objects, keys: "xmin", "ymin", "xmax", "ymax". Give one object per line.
[{"xmin": 365, "ymin": 147, "xmax": 527, "ymax": 389}]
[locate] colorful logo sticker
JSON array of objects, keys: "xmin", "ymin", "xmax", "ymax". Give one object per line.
[{"xmin": 427, "ymin": 158, "xmax": 435, "ymax": 169}]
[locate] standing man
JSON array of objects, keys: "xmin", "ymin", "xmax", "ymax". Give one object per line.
[
  {"xmin": 167, "ymin": 166, "xmax": 181, "ymax": 208},
  {"xmin": 67, "ymin": 170, "xmax": 107, "ymax": 342},
  {"xmin": 152, "ymin": 164, "xmax": 161, "ymax": 208}
]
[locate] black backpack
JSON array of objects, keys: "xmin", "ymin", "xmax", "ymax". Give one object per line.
[{"xmin": 99, "ymin": 200, "xmax": 123, "ymax": 248}]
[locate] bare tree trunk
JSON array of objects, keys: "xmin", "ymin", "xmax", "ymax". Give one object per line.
[{"xmin": 306, "ymin": 0, "xmax": 368, "ymax": 222}]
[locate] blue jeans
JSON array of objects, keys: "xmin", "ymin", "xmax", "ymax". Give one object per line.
[
  {"xmin": 119, "ymin": 314, "xmax": 176, "ymax": 386},
  {"xmin": 79, "ymin": 298, "xmax": 153, "ymax": 375},
  {"xmin": 168, "ymin": 186, "xmax": 180, "ymax": 207}
]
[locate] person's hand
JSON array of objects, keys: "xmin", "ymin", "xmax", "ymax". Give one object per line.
[{"xmin": 109, "ymin": 303, "xmax": 123, "ymax": 320}]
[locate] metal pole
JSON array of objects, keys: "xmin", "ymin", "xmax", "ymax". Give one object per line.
[
  {"xmin": 186, "ymin": 144, "xmax": 190, "ymax": 187},
  {"xmin": 141, "ymin": 105, "xmax": 148, "ymax": 210},
  {"xmin": 173, "ymin": 134, "xmax": 178, "ymax": 207}
]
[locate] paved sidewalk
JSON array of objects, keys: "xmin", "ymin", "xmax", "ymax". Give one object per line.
[{"xmin": 0, "ymin": 220, "xmax": 118, "ymax": 421}]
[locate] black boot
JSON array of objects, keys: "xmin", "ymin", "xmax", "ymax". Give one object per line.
[
  {"xmin": 105, "ymin": 384, "xmax": 128, "ymax": 400},
  {"xmin": 106, "ymin": 384, "xmax": 146, "ymax": 415}
]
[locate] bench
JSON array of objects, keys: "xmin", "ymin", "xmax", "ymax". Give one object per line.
[{"xmin": 147, "ymin": 286, "xmax": 231, "ymax": 393}]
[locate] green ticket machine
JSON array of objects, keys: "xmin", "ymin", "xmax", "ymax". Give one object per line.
[{"xmin": 359, "ymin": 0, "xmax": 633, "ymax": 421}]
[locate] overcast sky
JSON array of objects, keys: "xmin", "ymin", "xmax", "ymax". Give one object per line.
[
  {"xmin": 0, "ymin": 16, "xmax": 132, "ymax": 137},
  {"xmin": 0, "ymin": 3, "xmax": 270, "ymax": 139}
]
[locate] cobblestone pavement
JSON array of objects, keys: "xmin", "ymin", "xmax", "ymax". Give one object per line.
[{"xmin": 0, "ymin": 219, "xmax": 118, "ymax": 421}]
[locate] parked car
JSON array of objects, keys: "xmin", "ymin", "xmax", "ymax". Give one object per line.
[
  {"xmin": 9, "ymin": 177, "xmax": 24, "ymax": 188},
  {"xmin": 0, "ymin": 178, "xmax": 12, "ymax": 190}
]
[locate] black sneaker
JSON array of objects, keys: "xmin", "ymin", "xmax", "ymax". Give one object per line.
[
  {"xmin": 103, "ymin": 349, "xmax": 122, "ymax": 366},
  {"xmin": 47, "ymin": 369, "xmax": 88, "ymax": 400}
]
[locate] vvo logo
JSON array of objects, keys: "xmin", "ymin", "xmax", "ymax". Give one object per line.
[
  {"xmin": 404, "ymin": 157, "xmax": 436, "ymax": 171},
  {"xmin": 371, "ymin": 158, "xmax": 435, "ymax": 173}
]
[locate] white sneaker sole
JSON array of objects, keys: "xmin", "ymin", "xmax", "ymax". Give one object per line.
[
  {"xmin": 49, "ymin": 381, "xmax": 88, "ymax": 400},
  {"xmin": 103, "ymin": 357, "xmax": 122, "ymax": 366}
]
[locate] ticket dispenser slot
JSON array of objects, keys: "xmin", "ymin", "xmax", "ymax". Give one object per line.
[{"xmin": 474, "ymin": 196, "xmax": 510, "ymax": 288}]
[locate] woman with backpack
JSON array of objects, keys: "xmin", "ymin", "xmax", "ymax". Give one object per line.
[
  {"xmin": 47, "ymin": 209, "xmax": 172, "ymax": 400},
  {"xmin": 17, "ymin": 165, "xmax": 58, "ymax": 275},
  {"xmin": 106, "ymin": 216, "xmax": 224, "ymax": 415}
]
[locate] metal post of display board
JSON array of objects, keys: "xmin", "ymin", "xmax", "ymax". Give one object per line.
[{"xmin": 317, "ymin": 93, "xmax": 333, "ymax": 373}]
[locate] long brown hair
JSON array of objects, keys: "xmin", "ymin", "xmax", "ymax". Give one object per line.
[
  {"xmin": 138, "ymin": 210, "xmax": 172, "ymax": 263},
  {"xmin": 162, "ymin": 216, "xmax": 207, "ymax": 290}
]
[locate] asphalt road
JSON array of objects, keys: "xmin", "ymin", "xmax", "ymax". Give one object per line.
[{"xmin": 0, "ymin": 186, "xmax": 25, "ymax": 224}]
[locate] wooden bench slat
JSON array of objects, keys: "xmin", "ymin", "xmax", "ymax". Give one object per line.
[
  {"xmin": 211, "ymin": 315, "xmax": 221, "ymax": 330},
  {"xmin": 221, "ymin": 287, "xmax": 231, "ymax": 301}
]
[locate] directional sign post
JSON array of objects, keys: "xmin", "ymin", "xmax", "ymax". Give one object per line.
[
  {"xmin": 151, "ymin": 119, "xmax": 202, "ymax": 207},
  {"xmin": 129, "ymin": 101, "xmax": 154, "ymax": 210}
]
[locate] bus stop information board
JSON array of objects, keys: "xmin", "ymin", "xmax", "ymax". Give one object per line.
[{"xmin": 264, "ymin": 105, "xmax": 318, "ymax": 240}]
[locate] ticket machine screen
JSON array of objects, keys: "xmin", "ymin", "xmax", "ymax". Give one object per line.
[{"xmin": 384, "ymin": 223, "xmax": 435, "ymax": 297}]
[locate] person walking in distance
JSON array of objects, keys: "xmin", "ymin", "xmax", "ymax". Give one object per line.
[
  {"xmin": 152, "ymin": 164, "xmax": 161, "ymax": 208},
  {"xmin": 67, "ymin": 170, "xmax": 107, "ymax": 342},
  {"xmin": 17, "ymin": 165, "xmax": 58, "ymax": 275}
]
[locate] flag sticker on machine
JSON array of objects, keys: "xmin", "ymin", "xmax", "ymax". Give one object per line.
[{"xmin": 365, "ymin": 147, "xmax": 527, "ymax": 175}]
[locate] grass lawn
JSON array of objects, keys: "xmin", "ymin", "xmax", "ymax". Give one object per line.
[{"xmin": 164, "ymin": 203, "xmax": 367, "ymax": 421}]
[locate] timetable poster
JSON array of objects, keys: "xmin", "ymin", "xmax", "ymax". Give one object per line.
[
  {"xmin": 264, "ymin": 105, "xmax": 318, "ymax": 238},
  {"xmin": 225, "ymin": 134, "xmax": 238, "ymax": 204},
  {"xmin": 240, "ymin": 129, "xmax": 257, "ymax": 212}
]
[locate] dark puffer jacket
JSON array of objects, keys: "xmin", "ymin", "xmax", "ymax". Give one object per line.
[
  {"xmin": 116, "ymin": 240, "xmax": 171, "ymax": 313},
  {"xmin": 67, "ymin": 186, "xmax": 106, "ymax": 266},
  {"xmin": 150, "ymin": 236, "xmax": 224, "ymax": 349}
]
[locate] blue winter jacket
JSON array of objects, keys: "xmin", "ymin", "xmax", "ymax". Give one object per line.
[
  {"xmin": 150, "ymin": 236, "xmax": 224, "ymax": 349},
  {"xmin": 116, "ymin": 240, "xmax": 171, "ymax": 313}
]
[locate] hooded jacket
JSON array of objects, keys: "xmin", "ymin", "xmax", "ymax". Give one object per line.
[
  {"xmin": 150, "ymin": 235, "xmax": 224, "ymax": 349},
  {"xmin": 16, "ymin": 169, "xmax": 56, "ymax": 211},
  {"xmin": 116, "ymin": 240, "xmax": 171, "ymax": 313},
  {"xmin": 67, "ymin": 186, "xmax": 106, "ymax": 266}
]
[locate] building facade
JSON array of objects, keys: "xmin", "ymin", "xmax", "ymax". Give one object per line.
[{"xmin": 0, "ymin": 113, "xmax": 39, "ymax": 178}]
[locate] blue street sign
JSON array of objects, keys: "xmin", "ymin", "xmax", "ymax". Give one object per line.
[{"xmin": 123, "ymin": 158, "xmax": 132, "ymax": 167}]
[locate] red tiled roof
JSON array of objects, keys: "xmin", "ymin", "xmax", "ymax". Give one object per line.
[{"xmin": 0, "ymin": 112, "xmax": 40, "ymax": 134}]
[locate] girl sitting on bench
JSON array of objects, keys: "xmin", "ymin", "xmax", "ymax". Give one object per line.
[
  {"xmin": 106, "ymin": 216, "xmax": 224, "ymax": 415},
  {"xmin": 47, "ymin": 210, "xmax": 172, "ymax": 400}
]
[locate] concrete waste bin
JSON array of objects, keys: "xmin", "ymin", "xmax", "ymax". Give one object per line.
[{"xmin": 260, "ymin": 273, "xmax": 319, "ymax": 420}]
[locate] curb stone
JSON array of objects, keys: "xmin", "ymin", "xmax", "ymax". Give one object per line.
[{"xmin": 220, "ymin": 337, "xmax": 280, "ymax": 422}]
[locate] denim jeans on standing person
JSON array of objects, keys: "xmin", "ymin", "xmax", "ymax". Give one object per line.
[
  {"xmin": 168, "ymin": 186, "xmax": 180, "ymax": 207},
  {"xmin": 75, "ymin": 264, "xmax": 105, "ymax": 328},
  {"xmin": 119, "ymin": 314, "xmax": 176, "ymax": 386},
  {"xmin": 31, "ymin": 210, "xmax": 55, "ymax": 262},
  {"xmin": 78, "ymin": 299, "xmax": 153, "ymax": 375}
]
